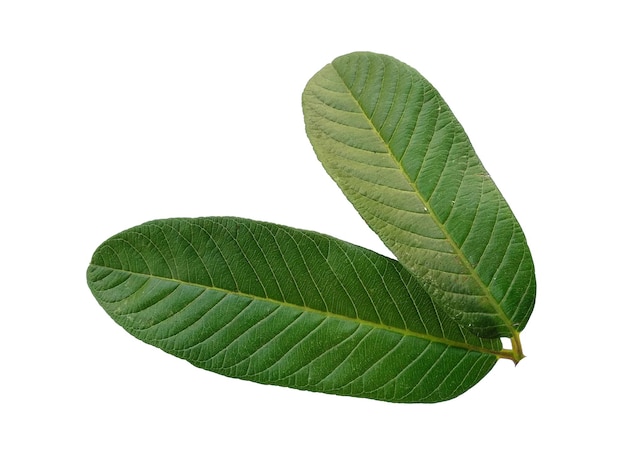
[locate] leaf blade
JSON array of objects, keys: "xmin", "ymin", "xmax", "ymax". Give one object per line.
[
  {"xmin": 302, "ymin": 52, "xmax": 536, "ymax": 338},
  {"xmin": 88, "ymin": 217, "xmax": 502, "ymax": 403}
]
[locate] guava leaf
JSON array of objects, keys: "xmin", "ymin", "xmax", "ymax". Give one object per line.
[
  {"xmin": 87, "ymin": 217, "xmax": 503, "ymax": 403},
  {"xmin": 302, "ymin": 51, "xmax": 536, "ymax": 338}
]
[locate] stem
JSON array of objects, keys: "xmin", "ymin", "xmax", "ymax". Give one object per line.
[{"xmin": 498, "ymin": 331, "xmax": 525, "ymax": 364}]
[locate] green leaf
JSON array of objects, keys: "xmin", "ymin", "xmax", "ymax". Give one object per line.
[
  {"xmin": 302, "ymin": 51, "xmax": 536, "ymax": 339},
  {"xmin": 87, "ymin": 217, "xmax": 505, "ymax": 403}
]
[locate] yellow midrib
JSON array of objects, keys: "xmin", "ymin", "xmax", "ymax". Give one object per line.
[{"xmin": 90, "ymin": 264, "xmax": 505, "ymax": 358}]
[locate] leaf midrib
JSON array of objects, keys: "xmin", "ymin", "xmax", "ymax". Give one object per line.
[
  {"xmin": 329, "ymin": 60, "xmax": 516, "ymax": 337},
  {"xmin": 90, "ymin": 264, "xmax": 504, "ymax": 358}
]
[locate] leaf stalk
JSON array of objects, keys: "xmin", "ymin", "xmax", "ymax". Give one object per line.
[{"xmin": 498, "ymin": 331, "xmax": 525, "ymax": 364}]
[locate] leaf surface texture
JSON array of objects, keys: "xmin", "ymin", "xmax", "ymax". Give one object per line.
[
  {"xmin": 303, "ymin": 52, "xmax": 536, "ymax": 338},
  {"xmin": 87, "ymin": 217, "xmax": 502, "ymax": 403}
]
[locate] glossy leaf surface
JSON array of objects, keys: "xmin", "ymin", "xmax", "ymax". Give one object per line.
[
  {"xmin": 87, "ymin": 217, "xmax": 503, "ymax": 403},
  {"xmin": 303, "ymin": 52, "xmax": 535, "ymax": 338}
]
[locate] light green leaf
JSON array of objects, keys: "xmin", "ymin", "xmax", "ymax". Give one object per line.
[
  {"xmin": 87, "ymin": 217, "xmax": 506, "ymax": 403},
  {"xmin": 302, "ymin": 51, "xmax": 536, "ymax": 340}
]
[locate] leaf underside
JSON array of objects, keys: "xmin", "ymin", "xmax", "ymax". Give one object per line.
[
  {"xmin": 87, "ymin": 217, "xmax": 502, "ymax": 403},
  {"xmin": 303, "ymin": 52, "xmax": 536, "ymax": 338}
]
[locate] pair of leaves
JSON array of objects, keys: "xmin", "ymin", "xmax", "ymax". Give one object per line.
[{"xmin": 87, "ymin": 52, "xmax": 535, "ymax": 403}]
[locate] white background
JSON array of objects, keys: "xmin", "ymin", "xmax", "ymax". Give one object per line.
[{"xmin": 2, "ymin": 1, "xmax": 624, "ymax": 468}]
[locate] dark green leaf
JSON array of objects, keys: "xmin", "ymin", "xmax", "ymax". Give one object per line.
[{"xmin": 87, "ymin": 217, "xmax": 504, "ymax": 403}]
